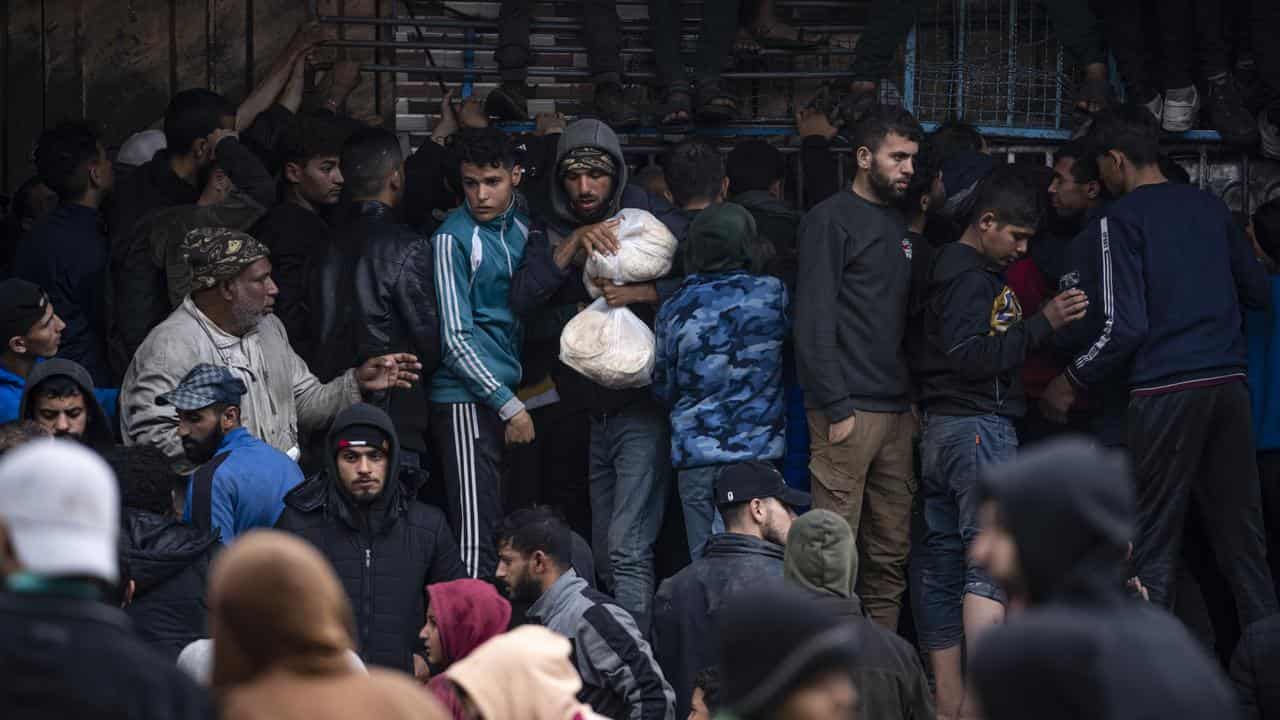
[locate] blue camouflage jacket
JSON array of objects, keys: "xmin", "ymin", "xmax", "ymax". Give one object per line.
[{"xmin": 654, "ymin": 271, "xmax": 788, "ymax": 469}]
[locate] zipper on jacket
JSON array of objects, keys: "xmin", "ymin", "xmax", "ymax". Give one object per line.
[{"xmin": 365, "ymin": 548, "xmax": 371, "ymax": 568}]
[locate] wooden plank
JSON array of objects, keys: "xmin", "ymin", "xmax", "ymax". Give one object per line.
[
  {"xmin": 251, "ymin": 0, "xmax": 310, "ymax": 89},
  {"xmin": 6, "ymin": 0, "xmax": 44, "ymax": 191},
  {"xmin": 43, "ymin": 0, "xmax": 86, "ymax": 125},
  {"xmin": 81, "ymin": 0, "xmax": 173, "ymax": 148},
  {"xmin": 210, "ymin": 0, "xmax": 249, "ymax": 101},
  {"xmin": 172, "ymin": 0, "xmax": 210, "ymax": 93}
]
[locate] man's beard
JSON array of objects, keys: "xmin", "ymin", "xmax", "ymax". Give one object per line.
[
  {"xmin": 183, "ymin": 425, "xmax": 224, "ymax": 466},
  {"xmin": 507, "ymin": 572, "xmax": 544, "ymax": 605},
  {"xmin": 228, "ymin": 295, "xmax": 264, "ymax": 334},
  {"xmin": 868, "ymin": 163, "xmax": 905, "ymax": 202}
]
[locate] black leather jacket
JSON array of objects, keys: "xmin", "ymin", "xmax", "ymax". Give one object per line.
[{"xmin": 311, "ymin": 201, "xmax": 442, "ymax": 450}]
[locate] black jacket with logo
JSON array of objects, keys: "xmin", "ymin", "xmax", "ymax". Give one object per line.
[
  {"xmin": 911, "ymin": 242, "xmax": 1053, "ymax": 417},
  {"xmin": 274, "ymin": 404, "xmax": 466, "ymax": 671},
  {"xmin": 794, "ymin": 190, "xmax": 914, "ymax": 421}
]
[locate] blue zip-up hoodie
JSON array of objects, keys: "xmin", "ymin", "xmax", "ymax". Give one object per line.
[
  {"xmin": 430, "ymin": 198, "xmax": 529, "ymax": 419},
  {"xmin": 1066, "ymin": 182, "xmax": 1270, "ymax": 393},
  {"xmin": 183, "ymin": 426, "xmax": 304, "ymax": 544},
  {"xmin": 1248, "ymin": 277, "xmax": 1280, "ymax": 450}
]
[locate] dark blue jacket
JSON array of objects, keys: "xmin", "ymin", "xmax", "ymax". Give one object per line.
[
  {"xmin": 1065, "ymin": 183, "xmax": 1270, "ymax": 394},
  {"xmin": 15, "ymin": 204, "xmax": 111, "ymax": 384},
  {"xmin": 1247, "ymin": 277, "xmax": 1280, "ymax": 451}
]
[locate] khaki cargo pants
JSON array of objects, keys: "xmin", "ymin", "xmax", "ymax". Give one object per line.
[{"xmin": 807, "ymin": 408, "xmax": 917, "ymax": 631}]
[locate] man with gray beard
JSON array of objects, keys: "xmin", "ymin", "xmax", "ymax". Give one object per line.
[{"xmin": 120, "ymin": 227, "xmax": 423, "ymax": 469}]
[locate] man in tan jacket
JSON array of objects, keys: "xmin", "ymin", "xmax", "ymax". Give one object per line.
[{"xmin": 120, "ymin": 228, "xmax": 420, "ymax": 467}]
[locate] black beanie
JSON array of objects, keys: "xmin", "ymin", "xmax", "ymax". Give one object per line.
[
  {"xmin": 717, "ymin": 584, "xmax": 858, "ymax": 717},
  {"xmin": 0, "ymin": 278, "xmax": 49, "ymax": 345}
]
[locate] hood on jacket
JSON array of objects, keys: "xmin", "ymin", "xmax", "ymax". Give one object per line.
[
  {"xmin": 928, "ymin": 240, "xmax": 993, "ymax": 290},
  {"xmin": 446, "ymin": 625, "xmax": 606, "ymax": 720},
  {"xmin": 123, "ymin": 508, "xmax": 220, "ymax": 594},
  {"xmin": 783, "ymin": 509, "xmax": 860, "ymax": 601},
  {"xmin": 313, "ymin": 403, "xmax": 409, "ymax": 534},
  {"xmin": 19, "ymin": 358, "xmax": 112, "ymax": 447},
  {"xmin": 684, "ymin": 202, "xmax": 759, "ymax": 275},
  {"xmin": 209, "ymin": 529, "xmax": 358, "ymax": 690},
  {"xmin": 426, "ymin": 578, "xmax": 512, "ymax": 668},
  {"xmin": 549, "ymin": 120, "xmax": 629, "ymax": 228},
  {"xmin": 979, "ymin": 436, "xmax": 1135, "ymax": 605}
]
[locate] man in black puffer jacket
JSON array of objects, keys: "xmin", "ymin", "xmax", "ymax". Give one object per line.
[
  {"xmin": 310, "ymin": 127, "xmax": 441, "ymax": 468},
  {"xmin": 109, "ymin": 444, "xmax": 220, "ymax": 661},
  {"xmin": 276, "ymin": 403, "xmax": 465, "ymax": 671}
]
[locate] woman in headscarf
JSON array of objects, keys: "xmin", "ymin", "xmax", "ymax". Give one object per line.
[
  {"xmin": 208, "ymin": 529, "xmax": 446, "ymax": 720},
  {"xmin": 420, "ymin": 578, "xmax": 513, "ymax": 718},
  {"xmin": 652, "ymin": 202, "xmax": 790, "ymax": 559},
  {"xmin": 442, "ymin": 625, "xmax": 607, "ymax": 720}
]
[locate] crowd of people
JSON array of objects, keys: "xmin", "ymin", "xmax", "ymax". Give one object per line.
[{"xmin": 3, "ymin": 8, "xmax": 1280, "ymax": 720}]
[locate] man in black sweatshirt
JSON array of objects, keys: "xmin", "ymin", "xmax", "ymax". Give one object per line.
[
  {"xmin": 793, "ymin": 105, "xmax": 923, "ymax": 633},
  {"xmin": 1041, "ymin": 104, "xmax": 1279, "ymax": 630},
  {"xmin": 911, "ymin": 165, "xmax": 1087, "ymax": 719}
]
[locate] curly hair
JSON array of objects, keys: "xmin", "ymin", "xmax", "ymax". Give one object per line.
[{"xmin": 104, "ymin": 445, "xmax": 183, "ymax": 516}]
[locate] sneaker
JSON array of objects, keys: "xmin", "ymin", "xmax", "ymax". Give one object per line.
[
  {"xmin": 594, "ymin": 81, "xmax": 640, "ymax": 129},
  {"xmin": 1261, "ymin": 100, "xmax": 1280, "ymax": 160},
  {"xmin": 1162, "ymin": 85, "xmax": 1199, "ymax": 133},
  {"xmin": 1206, "ymin": 75, "xmax": 1260, "ymax": 146},
  {"xmin": 484, "ymin": 83, "xmax": 531, "ymax": 122}
]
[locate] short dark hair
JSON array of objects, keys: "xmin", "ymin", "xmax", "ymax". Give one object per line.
[
  {"xmin": 30, "ymin": 375, "xmax": 84, "ymax": 403},
  {"xmin": 279, "ymin": 115, "xmax": 347, "ymax": 170},
  {"xmin": 1087, "ymin": 103, "xmax": 1161, "ymax": 168},
  {"xmin": 105, "ymin": 445, "xmax": 182, "ymax": 516},
  {"xmin": 34, "ymin": 122, "xmax": 102, "ymax": 202},
  {"xmin": 341, "ymin": 126, "xmax": 404, "ymax": 199},
  {"xmin": 969, "ymin": 164, "xmax": 1044, "ymax": 229},
  {"xmin": 928, "ymin": 121, "xmax": 985, "ymax": 167},
  {"xmin": 694, "ymin": 667, "xmax": 722, "ymax": 713},
  {"xmin": 164, "ymin": 89, "xmax": 236, "ymax": 155},
  {"xmin": 495, "ymin": 506, "xmax": 572, "ymax": 568},
  {"xmin": 1053, "ymin": 140, "xmax": 1100, "ymax": 185},
  {"xmin": 0, "ymin": 420, "xmax": 50, "ymax": 456},
  {"xmin": 726, "ymin": 140, "xmax": 786, "ymax": 196},
  {"xmin": 664, "ymin": 138, "xmax": 725, "ymax": 207},
  {"xmin": 852, "ymin": 105, "xmax": 925, "ymax": 156},
  {"xmin": 454, "ymin": 126, "xmax": 518, "ymax": 171},
  {"xmin": 1254, "ymin": 197, "xmax": 1280, "ymax": 263},
  {"xmin": 717, "ymin": 500, "xmax": 753, "ymax": 529}
]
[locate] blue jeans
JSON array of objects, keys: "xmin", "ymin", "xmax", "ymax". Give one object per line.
[
  {"xmin": 678, "ymin": 465, "xmax": 727, "ymax": 559},
  {"xmin": 912, "ymin": 413, "xmax": 1013, "ymax": 650},
  {"xmin": 590, "ymin": 405, "xmax": 672, "ymax": 634}
]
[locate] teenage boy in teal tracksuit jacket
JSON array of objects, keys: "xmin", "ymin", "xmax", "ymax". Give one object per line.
[{"xmin": 430, "ymin": 127, "xmax": 533, "ymax": 578}]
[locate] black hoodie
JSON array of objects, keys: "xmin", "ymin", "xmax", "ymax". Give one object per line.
[
  {"xmin": 911, "ymin": 242, "xmax": 1053, "ymax": 417},
  {"xmin": 275, "ymin": 403, "xmax": 466, "ymax": 671},
  {"xmin": 122, "ymin": 509, "xmax": 220, "ymax": 660},
  {"xmin": 20, "ymin": 357, "xmax": 114, "ymax": 448},
  {"xmin": 970, "ymin": 438, "xmax": 1241, "ymax": 720}
]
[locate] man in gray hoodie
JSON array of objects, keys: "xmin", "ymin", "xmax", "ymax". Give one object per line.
[
  {"xmin": 509, "ymin": 119, "xmax": 687, "ymax": 633},
  {"xmin": 20, "ymin": 358, "xmax": 114, "ymax": 450}
]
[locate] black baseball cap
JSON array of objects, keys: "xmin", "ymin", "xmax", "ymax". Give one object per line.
[
  {"xmin": 714, "ymin": 461, "xmax": 810, "ymax": 508},
  {"xmin": 0, "ymin": 278, "xmax": 49, "ymax": 343}
]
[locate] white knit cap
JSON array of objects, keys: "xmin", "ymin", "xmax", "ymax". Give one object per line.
[
  {"xmin": 116, "ymin": 129, "xmax": 167, "ymax": 167},
  {"xmin": 0, "ymin": 439, "xmax": 119, "ymax": 583}
]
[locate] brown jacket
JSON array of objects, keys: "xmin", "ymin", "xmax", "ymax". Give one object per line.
[{"xmin": 209, "ymin": 529, "xmax": 446, "ymax": 720}]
